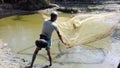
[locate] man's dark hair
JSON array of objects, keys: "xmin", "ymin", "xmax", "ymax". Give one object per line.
[
  {"xmin": 51, "ymin": 11, "xmax": 58, "ymax": 18},
  {"xmin": 51, "ymin": 13, "xmax": 57, "ymax": 18}
]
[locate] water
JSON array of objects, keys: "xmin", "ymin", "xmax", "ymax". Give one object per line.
[
  {"xmin": 0, "ymin": 13, "xmax": 120, "ymax": 68},
  {"xmin": 0, "ymin": 14, "xmax": 46, "ymax": 64},
  {"xmin": 0, "ymin": 14, "xmax": 65, "ymax": 64}
]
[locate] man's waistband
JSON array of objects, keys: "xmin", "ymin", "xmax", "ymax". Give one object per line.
[{"xmin": 40, "ymin": 34, "xmax": 49, "ymax": 41}]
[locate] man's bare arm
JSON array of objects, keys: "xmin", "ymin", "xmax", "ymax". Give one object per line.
[{"xmin": 56, "ymin": 31, "xmax": 66, "ymax": 44}]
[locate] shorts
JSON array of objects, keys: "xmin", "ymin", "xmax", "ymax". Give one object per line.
[
  {"xmin": 46, "ymin": 39, "xmax": 51, "ymax": 51},
  {"xmin": 39, "ymin": 34, "xmax": 52, "ymax": 51}
]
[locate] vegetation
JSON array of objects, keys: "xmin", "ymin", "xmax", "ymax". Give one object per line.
[
  {"xmin": 17, "ymin": 0, "xmax": 50, "ymax": 10},
  {"xmin": 0, "ymin": 0, "xmax": 119, "ymax": 11},
  {"xmin": 0, "ymin": 0, "xmax": 50, "ymax": 10}
]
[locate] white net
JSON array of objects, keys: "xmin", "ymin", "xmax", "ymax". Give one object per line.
[
  {"xmin": 41, "ymin": 13, "xmax": 120, "ymax": 50},
  {"xmin": 56, "ymin": 13, "xmax": 119, "ymax": 50}
]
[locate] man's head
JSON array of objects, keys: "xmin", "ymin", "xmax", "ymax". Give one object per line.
[{"xmin": 50, "ymin": 11, "xmax": 58, "ymax": 22}]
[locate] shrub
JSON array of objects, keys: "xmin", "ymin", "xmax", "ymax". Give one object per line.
[{"xmin": 17, "ymin": 0, "xmax": 50, "ymax": 11}]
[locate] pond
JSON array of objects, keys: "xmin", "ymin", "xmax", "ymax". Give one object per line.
[{"xmin": 0, "ymin": 13, "xmax": 119, "ymax": 67}]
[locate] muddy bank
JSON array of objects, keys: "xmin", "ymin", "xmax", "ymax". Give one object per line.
[
  {"xmin": 1, "ymin": 3, "xmax": 120, "ymax": 19},
  {"xmin": 0, "ymin": 40, "xmax": 28, "ymax": 68},
  {"xmin": 0, "ymin": 3, "xmax": 58, "ymax": 19}
]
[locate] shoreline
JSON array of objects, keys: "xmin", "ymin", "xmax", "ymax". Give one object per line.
[
  {"xmin": 0, "ymin": 3, "xmax": 120, "ymax": 19},
  {"xmin": 0, "ymin": 40, "xmax": 28, "ymax": 68}
]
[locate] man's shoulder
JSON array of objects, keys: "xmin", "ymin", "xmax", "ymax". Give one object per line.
[
  {"xmin": 52, "ymin": 22, "xmax": 57, "ymax": 26},
  {"xmin": 44, "ymin": 20, "xmax": 50, "ymax": 24},
  {"xmin": 44, "ymin": 19, "xmax": 49, "ymax": 22}
]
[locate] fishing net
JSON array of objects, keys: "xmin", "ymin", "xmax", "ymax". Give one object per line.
[
  {"xmin": 57, "ymin": 13, "xmax": 119, "ymax": 50},
  {"xmin": 41, "ymin": 13, "xmax": 120, "ymax": 51}
]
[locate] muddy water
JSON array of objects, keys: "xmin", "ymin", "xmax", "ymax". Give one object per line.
[
  {"xmin": 0, "ymin": 14, "xmax": 68, "ymax": 65},
  {"xmin": 0, "ymin": 13, "xmax": 120, "ymax": 68},
  {"xmin": 0, "ymin": 14, "xmax": 48, "ymax": 64}
]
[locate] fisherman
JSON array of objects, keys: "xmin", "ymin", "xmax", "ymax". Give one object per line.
[{"xmin": 26, "ymin": 11, "xmax": 67, "ymax": 68}]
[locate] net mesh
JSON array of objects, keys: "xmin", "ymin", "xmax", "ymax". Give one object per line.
[{"xmin": 41, "ymin": 13, "xmax": 120, "ymax": 51}]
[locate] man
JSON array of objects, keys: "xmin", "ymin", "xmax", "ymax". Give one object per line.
[{"xmin": 26, "ymin": 11, "xmax": 67, "ymax": 68}]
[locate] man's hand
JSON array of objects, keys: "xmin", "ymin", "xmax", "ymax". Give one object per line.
[
  {"xmin": 63, "ymin": 42, "xmax": 72, "ymax": 48},
  {"xmin": 63, "ymin": 42, "xmax": 67, "ymax": 45},
  {"xmin": 62, "ymin": 42, "xmax": 72, "ymax": 48}
]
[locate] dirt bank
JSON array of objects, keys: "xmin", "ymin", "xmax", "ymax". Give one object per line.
[{"xmin": 0, "ymin": 40, "xmax": 29, "ymax": 68}]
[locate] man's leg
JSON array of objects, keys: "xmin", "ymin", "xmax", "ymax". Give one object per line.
[
  {"xmin": 29, "ymin": 47, "xmax": 40, "ymax": 68},
  {"xmin": 47, "ymin": 50, "xmax": 52, "ymax": 66},
  {"xmin": 46, "ymin": 39, "xmax": 52, "ymax": 66}
]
